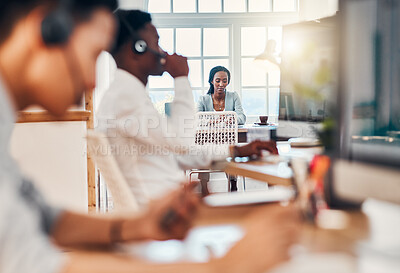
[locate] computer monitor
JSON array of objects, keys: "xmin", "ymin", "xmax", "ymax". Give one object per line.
[{"xmin": 329, "ymin": 0, "xmax": 400, "ymax": 206}]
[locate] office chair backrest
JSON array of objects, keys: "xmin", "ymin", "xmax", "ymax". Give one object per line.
[
  {"xmin": 86, "ymin": 130, "xmax": 139, "ymax": 213},
  {"xmin": 195, "ymin": 111, "xmax": 238, "ymax": 146}
]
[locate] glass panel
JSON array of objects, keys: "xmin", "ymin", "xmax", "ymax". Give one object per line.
[
  {"xmin": 157, "ymin": 28, "xmax": 174, "ymax": 54},
  {"xmin": 204, "ymin": 28, "xmax": 229, "ymax": 56},
  {"xmin": 241, "ymin": 27, "xmax": 267, "ymax": 56},
  {"xmin": 173, "ymin": 0, "xmax": 196, "ymax": 13},
  {"xmin": 242, "ymin": 89, "xmax": 267, "ymax": 115},
  {"xmin": 268, "ymin": 26, "xmax": 283, "ymax": 55},
  {"xmin": 268, "ymin": 88, "xmax": 280, "ymax": 116},
  {"xmin": 193, "ymin": 90, "xmax": 205, "ymax": 104},
  {"xmin": 273, "ymin": 0, "xmax": 296, "ymax": 12},
  {"xmin": 176, "ymin": 28, "xmax": 201, "ymax": 57},
  {"xmin": 148, "ymin": 0, "xmax": 171, "ymax": 13},
  {"xmin": 199, "ymin": 0, "xmax": 222, "ymax": 13},
  {"xmin": 149, "ymin": 91, "xmax": 174, "ymax": 115},
  {"xmin": 268, "ymin": 70, "xmax": 280, "ymax": 86},
  {"xmin": 148, "ymin": 73, "xmax": 174, "ymax": 89},
  {"xmin": 224, "ymin": 0, "xmax": 246, "ymax": 12},
  {"xmin": 203, "ymin": 59, "xmax": 230, "ymax": 87},
  {"xmin": 241, "ymin": 58, "xmax": 267, "ymax": 86},
  {"xmin": 188, "ymin": 60, "xmax": 202, "ymax": 88},
  {"xmin": 249, "ymin": 0, "xmax": 271, "ymax": 12}
]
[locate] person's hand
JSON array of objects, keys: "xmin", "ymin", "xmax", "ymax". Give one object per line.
[
  {"xmin": 212, "ymin": 204, "xmax": 300, "ymax": 273},
  {"xmin": 136, "ymin": 182, "xmax": 200, "ymax": 241},
  {"xmin": 164, "ymin": 53, "xmax": 189, "ymax": 78},
  {"xmin": 233, "ymin": 140, "xmax": 278, "ymax": 157}
]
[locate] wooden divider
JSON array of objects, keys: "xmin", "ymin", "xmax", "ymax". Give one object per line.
[{"xmin": 16, "ymin": 91, "xmax": 97, "ymax": 211}]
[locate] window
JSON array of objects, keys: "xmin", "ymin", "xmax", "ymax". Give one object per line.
[
  {"xmin": 173, "ymin": 0, "xmax": 196, "ymax": 13},
  {"xmin": 148, "ymin": 26, "xmax": 230, "ymax": 110},
  {"xmin": 147, "ymin": 0, "xmax": 298, "ymax": 13},
  {"xmin": 240, "ymin": 26, "xmax": 282, "ymax": 117},
  {"xmin": 249, "ymin": 0, "xmax": 271, "ymax": 12},
  {"xmin": 147, "ymin": 0, "xmax": 299, "ymax": 121}
]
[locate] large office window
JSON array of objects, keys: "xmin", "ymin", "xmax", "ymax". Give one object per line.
[
  {"xmin": 147, "ymin": 0, "xmax": 299, "ymax": 121},
  {"xmin": 148, "ymin": 26, "xmax": 230, "ymax": 110},
  {"xmin": 148, "ymin": 0, "xmax": 297, "ymax": 13}
]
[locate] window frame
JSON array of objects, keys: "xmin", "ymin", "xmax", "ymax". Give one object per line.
[
  {"xmin": 146, "ymin": 0, "xmax": 299, "ymax": 14},
  {"xmin": 147, "ymin": 1, "xmax": 299, "ymax": 121}
]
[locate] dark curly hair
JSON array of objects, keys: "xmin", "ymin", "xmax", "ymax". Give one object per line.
[{"xmin": 207, "ymin": 66, "xmax": 231, "ymax": 95}]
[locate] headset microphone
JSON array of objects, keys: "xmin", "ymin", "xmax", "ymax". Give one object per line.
[{"xmin": 147, "ymin": 47, "xmax": 167, "ymax": 65}]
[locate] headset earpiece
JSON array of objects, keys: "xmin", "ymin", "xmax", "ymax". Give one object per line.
[
  {"xmin": 118, "ymin": 13, "xmax": 166, "ymax": 64},
  {"xmin": 41, "ymin": 0, "xmax": 73, "ymax": 45},
  {"xmin": 132, "ymin": 38, "xmax": 148, "ymax": 54},
  {"xmin": 119, "ymin": 15, "xmax": 148, "ymax": 55}
]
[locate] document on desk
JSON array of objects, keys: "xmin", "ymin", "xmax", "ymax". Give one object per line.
[{"xmin": 120, "ymin": 224, "xmax": 244, "ymax": 263}]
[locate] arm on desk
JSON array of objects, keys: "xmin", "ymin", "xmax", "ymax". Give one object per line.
[
  {"xmin": 215, "ymin": 204, "xmax": 300, "ymax": 273},
  {"xmin": 232, "ymin": 140, "xmax": 279, "ymax": 157},
  {"xmin": 51, "ymin": 184, "xmax": 200, "ymax": 248},
  {"xmin": 61, "ymin": 204, "xmax": 299, "ymax": 273}
]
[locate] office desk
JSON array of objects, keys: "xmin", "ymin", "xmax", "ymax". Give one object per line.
[
  {"xmin": 238, "ymin": 124, "xmax": 277, "ymax": 143},
  {"xmin": 224, "ymin": 142, "xmax": 323, "ymax": 186},
  {"xmin": 224, "ymin": 161, "xmax": 293, "ymax": 186},
  {"xmin": 237, "ymin": 124, "xmax": 277, "ymax": 133},
  {"xmin": 118, "ymin": 199, "xmax": 399, "ymax": 272},
  {"xmin": 194, "ymin": 203, "xmax": 367, "ymax": 253}
]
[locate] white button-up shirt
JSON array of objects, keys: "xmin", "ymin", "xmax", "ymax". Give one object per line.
[{"xmin": 97, "ymin": 69, "xmax": 229, "ymax": 207}]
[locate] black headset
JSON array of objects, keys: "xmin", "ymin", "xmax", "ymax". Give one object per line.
[
  {"xmin": 118, "ymin": 15, "xmax": 148, "ymax": 55},
  {"xmin": 118, "ymin": 14, "xmax": 167, "ymax": 62},
  {"xmin": 41, "ymin": 0, "xmax": 74, "ymax": 46}
]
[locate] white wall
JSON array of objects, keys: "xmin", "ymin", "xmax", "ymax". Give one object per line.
[{"xmin": 10, "ymin": 122, "xmax": 88, "ymax": 212}]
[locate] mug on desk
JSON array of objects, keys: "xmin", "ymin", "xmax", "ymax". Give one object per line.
[{"xmin": 259, "ymin": 115, "xmax": 268, "ymax": 124}]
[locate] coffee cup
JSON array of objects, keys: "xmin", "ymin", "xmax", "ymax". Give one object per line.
[{"xmin": 259, "ymin": 116, "xmax": 268, "ymax": 124}]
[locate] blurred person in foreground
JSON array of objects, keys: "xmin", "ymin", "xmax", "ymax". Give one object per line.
[
  {"xmin": 0, "ymin": 1, "xmax": 299, "ymax": 273},
  {"xmin": 97, "ymin": 10, "xmax": 278, "ymax": 203}
]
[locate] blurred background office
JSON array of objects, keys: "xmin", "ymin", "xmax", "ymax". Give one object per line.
[{"xmin": 11, "ymin": 0, "xmax": 339, "ymax": 211}]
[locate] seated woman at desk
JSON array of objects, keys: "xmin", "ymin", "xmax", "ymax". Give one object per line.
[
  {"xmin": 197, "ymin": 66, "xmax": 246, "ymax": 191},
  {"xmin": 197, "ymin": 66, "xmax": 246, "ymax": 125}
]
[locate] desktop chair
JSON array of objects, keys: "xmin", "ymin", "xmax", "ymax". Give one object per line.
[
  {"xmin": 188, "ymin": 111, "xmax": 243, "ymax": 194},
  {"xmin": 86, "ymin": 130, "xmax": 140, "ymax": 213}
]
